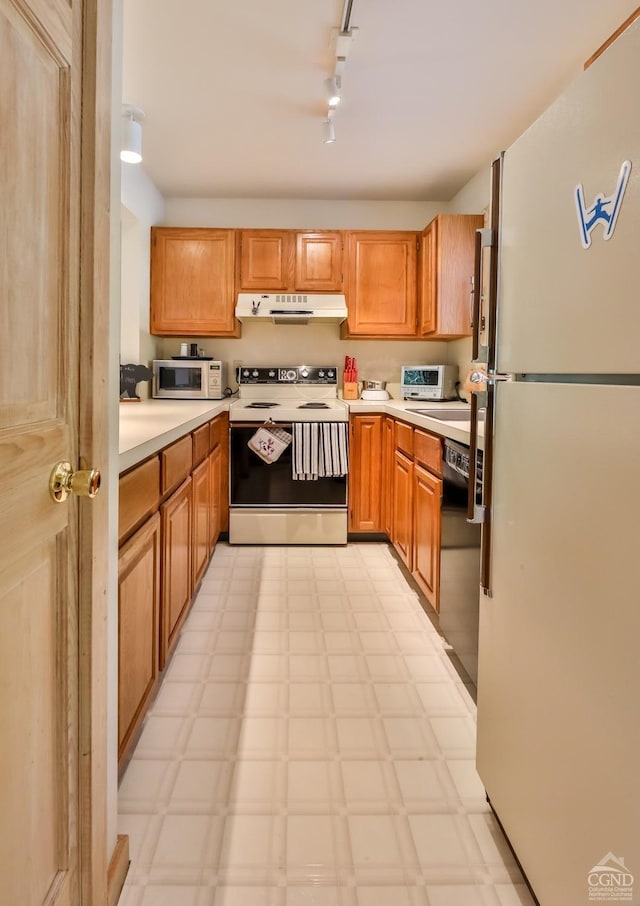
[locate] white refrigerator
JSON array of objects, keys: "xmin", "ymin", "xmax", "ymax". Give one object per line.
[{"xmin": 471, "ymin": 18, "xmax": 640, "ymax": 906}]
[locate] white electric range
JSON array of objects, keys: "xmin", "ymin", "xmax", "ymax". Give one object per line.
[
  {"xmin": 228, "ymin": 366, "xmax": 349, "ymax": 545},
  {"xmin": 229, "ymin": 365, "xmax": 349, "ymax": 422}
]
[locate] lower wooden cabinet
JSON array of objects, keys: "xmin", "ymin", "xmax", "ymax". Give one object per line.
[
  {"xmin": 413, "ymin": 463, "xmax": 443, "ymax": 610},
  {"xmin": 392, "ymin": 449, "xmax": 414, "ymax": 569},
  {"xmin": 118, "ymin": 413, "xmax": 230, "ymax": 770},
  {"xmin": 160, "ymin": 476, "xmax": 193, "ymax": 669},
  {"xmin": 349, "ymin": 415, "xmax": 383, "ymax": 531},
  {"xmin": 118, "ymin": 512, "xmax": 161, "ymax": 764},
  {"xmin": 349, "ymin": 413, "xmax": 444, "ymax": 613}
]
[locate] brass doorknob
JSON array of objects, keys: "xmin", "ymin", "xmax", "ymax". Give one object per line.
[{"xmin": 49, "ymin": 461, "xmax": 101, "ymax": 503}]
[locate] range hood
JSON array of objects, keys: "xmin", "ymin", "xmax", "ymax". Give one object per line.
[{"xmin": 235, "ymin": 293, "xmax": 348, "ymax": 325}]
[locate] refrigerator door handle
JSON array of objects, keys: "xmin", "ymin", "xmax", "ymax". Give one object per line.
[{"xmin": 472, "ymin": 227, "xmax": 494, "ymax": 363}]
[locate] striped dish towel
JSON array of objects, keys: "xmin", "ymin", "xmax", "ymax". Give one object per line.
[{"xmin": 292, "ymin": 422, "xmax": 349, "ymax": 480}]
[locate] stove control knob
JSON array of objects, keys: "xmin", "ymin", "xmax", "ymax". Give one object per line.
[
  {"xmin": 327, "ymin": 370, "xmax": 335, "ymax": 378},
  {"xmin": 268, "ymin": 370, "xmax": 276, "ymax": 378},
  {"xmin": 301, "ymin": 368, "xmax": 309, "ymax": 378},
  {"xmin": 252, "ymin": 369, "xmax": 259, "ymax": 377},
  {"xmin": 319, "ymin": 370, "xmax": 325, "ymax": 377},
  {"xmin": 242, "ymin": 369, "xmax": 250, "ymax": 377}
]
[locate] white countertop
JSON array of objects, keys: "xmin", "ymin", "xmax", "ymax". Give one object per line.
[
  {"xmin": 119, "ymin": 396, "xmax": 483, "ymax": 473},
  {"xmin": 119, "ymin": 399, "xmax": 229, "ymax": 472},
  {"xmin": 347, "ymin": 398, "xmax": 484, "ymax": 447}
]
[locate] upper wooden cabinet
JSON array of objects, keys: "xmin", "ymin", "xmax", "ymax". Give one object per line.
[
  {"xmin": 418, "ymin": 214, "xmax": 484, "ymax": 339},
  {"xmin": 342, "ymin": 231, "xmax": 418, "ymax": 338},
  {"xmin": 295, "ymin": 232, "xmax": 343, "ymax": 291},
  {"xmin": 237, "ymin": 230, "xmax": 293, "ymax": 290},
  {"xmin": 237, "ymin": 229, "xmax": 343, "ymax": 292},
  {"xmin": 150, "ymin": 227, "xmax": 239, "ymax": 337}
]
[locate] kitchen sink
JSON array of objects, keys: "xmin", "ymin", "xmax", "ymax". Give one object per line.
[{"xmin": 406, "ymin": 408, "xmax": 484, "ymax": 421}]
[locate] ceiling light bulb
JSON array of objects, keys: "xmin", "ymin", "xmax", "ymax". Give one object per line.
[
  {"xmin": 322, "ymin": 118, "xmax": 336, "ymax": 144},
  {"xmin": 325, "ymin": 76, "xmax": 341, "ymax": 107}
]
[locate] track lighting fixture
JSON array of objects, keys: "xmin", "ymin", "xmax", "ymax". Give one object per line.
[
  {"xmin": 121, "ymin": 104, "xmax": 145, "ymax": 164},
  {"xmin": 319, "ymin": 2, "xmax": 359, "ymax": 145}
]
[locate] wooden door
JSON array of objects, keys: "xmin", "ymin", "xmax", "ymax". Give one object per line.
[
  {"xmin": 238, "ymin": 229, "xmax": 294, "ymax": 290},
  {"xmin": 343, "ymin": 231, "xmax": 418, "ymax": 337},
  {"xmin": 413, "ymin": 464, "xmax": 443, "ymax": 610},
  {"xmin": 348, "ymin": 415, "xmax": 382, "ymax": 532},
  {"xmin": 295, "ymin": 231, "xmax": 343, "ymax": 291},
  {"xmin": 150, "ymin": 228, "xmax": 239, "ymax": 336},
  {"xmin": 0, "ymin": 1, "xmax": 110, "ymax": 903},
  {"xmin": 392, "ymin": 450, "xmax": 414, "ymax": 569}
]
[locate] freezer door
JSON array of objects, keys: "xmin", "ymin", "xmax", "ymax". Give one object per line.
[
  {"xmin": 476, "ymin": 381, "xmax": 640, "ymax": 906},
  {"xmin": 496, "ymin": 19, "xmax": 640, "ymax": 374}
]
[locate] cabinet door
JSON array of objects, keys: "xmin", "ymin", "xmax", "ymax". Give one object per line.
[
  {"xmin": 118, "ymin": 513, "xmax": 161, "ymax": 765},
  {"xmin": 295, "ymin": 231, "xmax": 343, "ymax": 291},
  {"xmin": 419, "ymin": 214, "xmax": 483, "ymax": 338},
  {"xmin": 418, "ymin": 219, "xmax": 437, "ymax": 334},
  {"xmin": 209, "ymin": 443, "xmax": 222, "ymax": 550},
  {"xmin": 349, "ymin": 415, "xmax": 382, "ymax": 532},
  {"xmin": 150, "ymin": 228, "xmax": 239, "ymax": 336},
  {"xmin": 344, "ymin": 231, "xmax": 418, "ymax": 337},
  {"xmin": 413, "ymin": 464, "xmax": 443, "ymax": 611},
  {"xmin": 381, "ymin": 417, "xmax": 395, "ymax": 538},
  {"xmin": 160, "ymin": 477, "xmax": 193, "ymax": 668},
  {"xmin": 238, "ymin": 229, "xmax": 294, "ymax": 290},
  {"xmin": 210, "ymin": 412, "xmax": 229, "ymax": 534},
  {"xmin": 192, "ymin": 458, "xmax": 211, "ymax": 590},
  {"xmin": 392, "ymin": 450, "xmax": 414, "ymax": 569}
]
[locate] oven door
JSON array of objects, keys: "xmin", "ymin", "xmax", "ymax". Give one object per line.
[
  {"xmin": 230, "ymin": 424, "xmax": 347, "ymax": 507},
  {"xmin": 229, "ymin": 423, "xmax": 348, "ymax": 544}
]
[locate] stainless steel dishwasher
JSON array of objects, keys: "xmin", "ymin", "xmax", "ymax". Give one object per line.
[{"xmin": 439, "ymin": 439, "xmax": 482, "ymax": 685}]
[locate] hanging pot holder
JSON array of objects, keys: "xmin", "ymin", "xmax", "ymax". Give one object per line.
[{"xmin": 248, "ymin": 423, "xmax": 292, "ymax": 464}]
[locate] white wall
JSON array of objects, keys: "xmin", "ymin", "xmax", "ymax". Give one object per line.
[
  {"xmin": 163, "ymin": 197, "xmax": 446, "ymax": 230},
  {"xmin": 446, "ymin": 165, "xmax": 493, "ymax": 391},
  {"xmin": 120, "ymin": 162, "xmax": 165, "ymax": 388}
]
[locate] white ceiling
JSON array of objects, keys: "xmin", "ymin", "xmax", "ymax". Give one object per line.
[{"xmin": 122, "ymin": 0, "xmax": 637, "ymax": 201}]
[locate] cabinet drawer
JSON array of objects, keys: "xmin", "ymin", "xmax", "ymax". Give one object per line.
[
  {"xmin": 394, "ymin": 420, "xmax": 414, "ymax": 457},
  {"xmin": 210, "ymin": 412, "xmax": 228, "ymax": 451},
  {"xmin": 161, "ymin": 435, "xmax": 193, "ymax": 496},
  {"xmin": 414, "ymin": 429, "xmax": 442, "ymax": 475},
  {"xmin": 192, "ymin": 423, "xmax": 210, "ymax": 466},
  {"xmin": 118, "ymin": 456, "xmax": 160, "ymax": 544}
]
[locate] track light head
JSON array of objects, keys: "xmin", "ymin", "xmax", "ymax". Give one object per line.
[
  {"xmin": 121, "ymin": 104, "xmax": 145, "ymax": 164},
  {"xmin": 325, "ymin": 76, "xmax": 342, "ymax": 108},
  {"xmin": 322, "ymin": 117, "xmax": 336, "ymax": 144}
]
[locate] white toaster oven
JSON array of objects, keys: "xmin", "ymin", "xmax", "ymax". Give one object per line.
[{"xmin": 400, "ymin": 364, "xmax": 458, "ymax": 401}]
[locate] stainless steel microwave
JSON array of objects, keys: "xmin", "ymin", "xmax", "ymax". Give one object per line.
[
  {"xmin": 400, "ymin": 364, "xmax": 458, "ymax": 400},
  {"xmin": 152, "ymin": 360, "xmax": 227, "ymax": 400}
]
